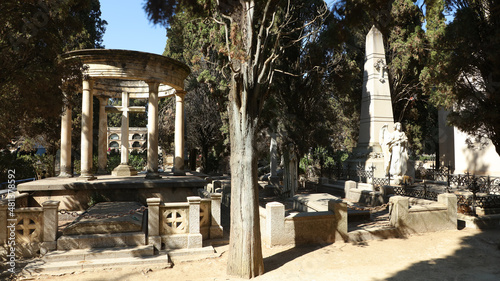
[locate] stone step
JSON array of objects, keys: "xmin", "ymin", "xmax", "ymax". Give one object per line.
[
  {"xmin": 43, "ymin": 244, "xmax": 154, "ymax": 262},
  {"xmin": 162, "ymin": 246, "xmax": 220, "ymax": 263},
  {"xmin": 24, "ymin": 254, "xmax": 172, "ymax": 274},
  {"xmin": 347, "ymin": 209, "xmax": 371, "ymax": 222},
  {"xmin": 348, "ymin": 226, "xmax": 401, "ymax": 243},
  {"xmin": 57, "ymin": 231, "xmax": 146, "ymax": 250}
]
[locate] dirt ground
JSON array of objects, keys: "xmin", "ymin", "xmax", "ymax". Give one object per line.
[{"xmin": 13, "ymin": 228, "xmax": 500, "ymax": 281}]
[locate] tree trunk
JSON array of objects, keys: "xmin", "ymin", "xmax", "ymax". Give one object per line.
[{"xmin": 226, "ymin": 75, "xmax": 264, "ymax": 278}]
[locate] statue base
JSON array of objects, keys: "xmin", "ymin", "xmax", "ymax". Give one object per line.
[{"xmin": 111, "ymin": 164, "xmax": 138, "ymax": 177}]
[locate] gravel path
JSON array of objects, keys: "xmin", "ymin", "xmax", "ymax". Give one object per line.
[{"xmin": 16, "ymin": 228, "xmax": 500, "ymax": 281}]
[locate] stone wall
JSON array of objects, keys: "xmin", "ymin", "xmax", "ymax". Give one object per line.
[
  {"xmin": 260, "ymin": 200, "xmax": 347, "ymax": 247},
  {"xmin": 389, "ymin": 193, "xmax": 457, "ymax": 234}
]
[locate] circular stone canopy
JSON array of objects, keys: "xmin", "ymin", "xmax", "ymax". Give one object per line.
[{"xmin": 62, "ymin": 49, "xmax": 191, "ymax": 99}]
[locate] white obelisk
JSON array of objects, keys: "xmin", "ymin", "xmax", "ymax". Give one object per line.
[{"xmin": 351, "ymin": 26, "xmax": 395, "ymax": 178}]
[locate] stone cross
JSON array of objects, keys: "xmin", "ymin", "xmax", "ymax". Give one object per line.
[{"xmin": 105, "ymin": 94, "xmax": 146, "ymax": 176}]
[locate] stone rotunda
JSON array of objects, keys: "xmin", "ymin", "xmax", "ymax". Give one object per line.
[{"xmin": 60, "ymin": 49, "xmax": 190, "ymax": 179}]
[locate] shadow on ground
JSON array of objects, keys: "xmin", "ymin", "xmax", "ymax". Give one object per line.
[{"xmin": 382, "ymin": 229, "xmax": 500, "ymax": 281}]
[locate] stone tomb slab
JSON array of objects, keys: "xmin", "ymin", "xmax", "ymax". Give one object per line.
[{"xmin": 63, "ymin": 202, "xmax": 144, "ymax": 235}]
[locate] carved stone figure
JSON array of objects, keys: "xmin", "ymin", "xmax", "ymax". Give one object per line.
[{"xmin": 388, "ymin": 122, "xmax": 409, "ymax": 182}]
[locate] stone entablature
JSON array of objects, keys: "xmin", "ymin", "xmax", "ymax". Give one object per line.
[{"xmin": 64, "ymin": 49, "xmax": 190, "ymax": 91}]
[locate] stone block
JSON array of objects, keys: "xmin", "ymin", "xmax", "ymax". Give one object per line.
[
  {"xmin": 187, "ymin": 233, "xmax": 203, "ymax": 249},
  {"xmin": 265, "ymin": 202, "xmax": 285, "ymax": 246},
  {"xmin": 62, "ymin": 202, "xmax": 144, "ymax": 235},
  {"xmin": 57, "ymin": 232, "xmax": 146, "ymax": 250},
  {"xmin": 344, "ymin": 180, "xmax": 357, "ymax": 198},
  {"xmin": 329, "ymin": 199, "xmax": 348, "ymax": 242},
  {"xmin": 210, "ymin": 193, "xmax": 223, "ymax": 239},
  {"xmin": 111, "ymin": 164, "xmax": 138, "ymax": 176}
]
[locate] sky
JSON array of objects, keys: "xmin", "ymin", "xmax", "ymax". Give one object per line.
[{"xmin": 100, "ymin": 0, "xmax": 167, "ymax": 55}]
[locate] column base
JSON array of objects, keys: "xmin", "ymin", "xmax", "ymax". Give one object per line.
[
  {"xmin": 111, "ymin": 164, "xmax": 138, "ymax": 176},
  {"xmin": 145, "ymin": 172, "xmax": 162, "ymax": 179},
  {"xmin": 96, "ymin": 168, "xmax": 108, "ymax": 175},
  {"xmin": 77, "ymin": 174, "xmax": 97, "ymax": 181},
  {"xmin": 58, "ymin": 172, "xmax": 73, "ymax": 178},
  {"xmin": 172, "ymin": 167, "xmax": 186, "ymax": 176},
  {"xmin": 173, "ymin": 170, "xmax": 186, "ymax": 176}
]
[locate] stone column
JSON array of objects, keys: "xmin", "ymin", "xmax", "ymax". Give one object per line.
[
  {"xmin": 187, "ymin": 196, "xmax": 202, "ymax": 248},
  {"xmin": 146, "ymin": 82, "xmax": 161, "ymax": 179},
  {"xmin": 79, "ymin": 79, "xmax": 96, "ymax": 180},
  {"xmin": 41, "ymin": 200, "xmax": 60, "ymax": 254},
  {"xmin": 59, "ymin": 104, "xmax": 72, "ymax": 177},
  {"xmin": 174, "ymin": 90, "xmax": 186, "ymax": 175},
  {"xmin": 111, "ymin": 92, "xmax": 137, "ymax": 176},
  {"xmin": 147, "ymin": 198, "xmax": 161, "ymax": 251},
  {"xmin": 121, "ymin": 92, "xmax": 130, "ymax": 164},
  {"xmin": 97, "ymin": 96, "xmax": 108, "ymax": 174}
]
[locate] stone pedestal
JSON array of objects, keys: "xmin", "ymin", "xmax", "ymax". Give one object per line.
[
  {"xmin": 187, "ymin": 196, "xmax": 202, "ymax": 248},
  {"xmin": 265, "ymin": 202, "xmax": 285, "ymax": 246},
  {"xmin": 111, "ymin": 163, "xmax": 138, "ymax": 176},
  {"xmin": 209, "ymin": 193, "xmax": 223, "ymax": 238},
  {"xmin": 41, "ymin": 200, "xmax": 60, "ymax": 252},
  {"xmin": 147, "ymin": 198, "xmax": 162, "ymax": 251}
]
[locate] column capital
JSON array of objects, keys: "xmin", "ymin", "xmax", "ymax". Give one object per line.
[
  {"xmin": 82, "ymin": 77, "xmax": 95, "ymax": 87},
  {"xmin": 145, "ymin": 81, "xmax": 160, "ymax": 89},
  {"xmin": 175, "ymin": 90, "xmax": 187, "ymax": 100},
  {"xmin": 96, "ymin": 95, "xmax": 108, "ymax": 103}
]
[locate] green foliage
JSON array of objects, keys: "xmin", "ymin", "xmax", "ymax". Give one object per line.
[
  {"xmin": 74, "ymin": 155, "xmax": 99, "ymax": 175},
  {"xmin": 422, "ymin": 1, "xmax": 500, "ymax": 155},
  {"xmin": 105, "ymin": 150, "xmax": 120, "ymax": 173},
  {"xmin": 330, "ymin": 0, "xmax": 438, "ymax": 155},
  {"xmin": 161, "ymin": 6, "xmax": 229, "ymax": 172},
  {"xmin": 129, "ymin": 151, "xmax": 147, "ymax": 171},
  {"xmin": 88, "ymin": 192, "xmax": 109, "ymax": 207},
  {"xmin": 0, "ymin": 0, "xmax": 106, "ymax": 148},
  {"xmin": 0, "ymin": 152, "xmax": 35, "ymax": 183}
]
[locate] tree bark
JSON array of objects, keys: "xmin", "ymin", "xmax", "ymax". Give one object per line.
[{"xmin": 226, "ymin": 74, "xmax": 264, "ymax": 278}]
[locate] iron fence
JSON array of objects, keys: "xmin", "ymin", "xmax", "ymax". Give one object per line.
[{"xmin": 336, "ymin": 163, "xmax": 500, "ymax": 215}]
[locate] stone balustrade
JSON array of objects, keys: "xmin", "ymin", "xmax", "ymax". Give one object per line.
[
  {"xmin": 0, "ymin": 200, "xmax": 60, "ymax": 258},
  {"xmin": 147, "ymin": 194, "xmax": 222, "ymax": 251}
]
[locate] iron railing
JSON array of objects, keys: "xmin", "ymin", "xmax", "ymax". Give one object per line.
[{"xmin": 336, "ymin": 163, "xmax": 500, "ymax": 215}]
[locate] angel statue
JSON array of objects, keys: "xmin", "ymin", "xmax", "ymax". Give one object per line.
[{"xmin": 387, "ymin": 122, "xmax": 409, "ymax": 182}]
